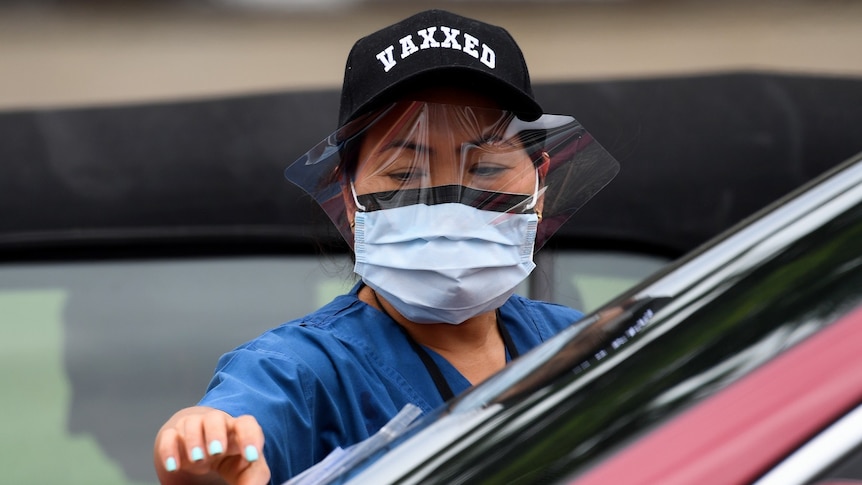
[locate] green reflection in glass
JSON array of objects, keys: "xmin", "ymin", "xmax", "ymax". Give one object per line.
[{"xmin": 0, "ymin": 290, "xmax": 154, "ymax": 485}]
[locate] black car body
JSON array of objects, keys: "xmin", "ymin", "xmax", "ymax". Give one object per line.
[{"xmin": 322, "ymin": 149, "xmax": 862, "ymax": 484}]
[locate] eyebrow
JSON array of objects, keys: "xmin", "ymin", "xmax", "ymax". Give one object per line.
[
  {"xmin": 379, "ymin": 135, "xmax": 519, "ymax": 157},
  {"xmin": 472, "ymin": 134, "xmax": 520, "ymax": 146},
  {"xmin": 379, "ymin": 139, "xmax": 431, "ymax": 156}
]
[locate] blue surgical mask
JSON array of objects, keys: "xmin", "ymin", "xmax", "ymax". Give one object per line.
[{"xmin": 353, "ymin": 201, "xmax": 538, "ymax": 324}]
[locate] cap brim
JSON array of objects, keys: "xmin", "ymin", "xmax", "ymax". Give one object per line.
[{"xmin": 341, "ymin": 66, "xmax": 543, "ymax": 126}]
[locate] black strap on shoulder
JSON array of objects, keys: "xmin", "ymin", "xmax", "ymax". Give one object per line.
[
  {"xmin": 370, "ymin": 289, "xmax": 456, "ymax": 401},
  {"xmin": 401, "ymin": 329, "xmax": 456, "ymax": 402},
  {"xmin": 371, "ymin": 288, "xmax": 516, "ymax": 402},
  {"xmin": 496, "ymin": 308, "xmax": 520, "ymax": 360}
]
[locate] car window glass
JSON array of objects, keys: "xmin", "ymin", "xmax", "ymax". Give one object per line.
[
  {"xmin": 548, "ymin": 250, "xmax": 669, "ymax": 312},
  {"xmin": 0, "ymin": 256, "xmax": 355, "ymax": 485}
]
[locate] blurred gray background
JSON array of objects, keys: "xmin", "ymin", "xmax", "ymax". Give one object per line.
[
  {"xmin": 2, "ymin": 2, "xmax": 862, "ymax": 484},
  {"xmin": 2, "ymin": 0, "xmax": 861, "ymax": 110}
]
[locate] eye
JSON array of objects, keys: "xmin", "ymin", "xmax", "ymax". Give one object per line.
[
  {"xmin": 468, "ymin": 144, "xmax": 522, "ymax": 177},
  {"xmin": 469, "ymin": 163, "xmax": 507, "ymax": 177},
  {"xmin": 387, "ymin": 168, "xmax": 428, "ymax": 183}
]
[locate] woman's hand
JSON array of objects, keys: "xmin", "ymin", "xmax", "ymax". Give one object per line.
[{"xmin": 154, "ymin": 406, "xmax": 270, "ymax": 485}]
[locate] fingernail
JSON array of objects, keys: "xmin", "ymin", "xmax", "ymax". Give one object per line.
[
  {"xmin": 208, "ymin": 440, "xmax": 224, "ymax": 456},
  {"xmin": 244, "ymin": 445, "xmax": 259, "ymax": 462},
  {"xmin": 191, "ymin": 446, "xmax": 205, "ymax": 462},
  {"xmin": 165, "ymin": 456, "xmax": 177, "ymax": 472}
]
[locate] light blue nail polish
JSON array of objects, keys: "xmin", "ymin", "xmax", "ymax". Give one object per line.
[
  {"xmin": 244, "ymin": 445, "xmax": 259, "ymax": 462},
  {"xmin": 191, "ymin": 446, "xmax": 205, "ymax": 462},
  {"xmin": 208, "ymin": 440, "xmax": 224, "ymax": 455},
  {"xmin": 165, "ymin": 457, "xmax": 177, "ymax": 472}
]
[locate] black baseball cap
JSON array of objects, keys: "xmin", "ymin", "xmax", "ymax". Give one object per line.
[{"xmin": 338, "ymin": 9, "xmax": 544, "ymax": 127}]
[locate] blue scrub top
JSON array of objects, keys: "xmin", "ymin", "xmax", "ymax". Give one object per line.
[{"xmin": 199, "ymin": 282, "xmax": 583, "ymax": 484}]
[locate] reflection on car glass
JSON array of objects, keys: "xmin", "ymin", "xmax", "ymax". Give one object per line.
[
  {"xmin": 583, "ymin": 298, "xmax": 668, "ymax": 369},
  {"xmin": 491, "ymin": 296, "xmax": 672, "ymax": 406}
]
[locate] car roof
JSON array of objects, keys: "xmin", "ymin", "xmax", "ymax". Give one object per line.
[{"xmin": 2, "ymin": 72, "xmax": 861, "ymax": 258}]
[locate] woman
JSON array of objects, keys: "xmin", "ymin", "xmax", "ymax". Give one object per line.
[{"xmin": 154, "ymin": 9, "xmax": 619, "ymax": 485}]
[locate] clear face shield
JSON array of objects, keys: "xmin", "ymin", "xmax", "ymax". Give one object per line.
[{"xmin": 285, "ymin": 100, "xmax": 620, "ymax": 252}]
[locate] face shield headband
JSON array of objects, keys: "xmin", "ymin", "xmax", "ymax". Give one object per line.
[{"xmin": 285, "ymin": 100, "xmax": 620, "ymax": 251}]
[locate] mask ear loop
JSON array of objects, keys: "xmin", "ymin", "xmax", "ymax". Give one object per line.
[
  {"xmin": 523, "ymin": 168, "xmax": 541, "ymax": 212},
  {"xmin": 348, "ymin": 181, "xmax": 367, "ymax": 230},
  {"xmin": 350, "ymin": 181, "xmax": 367, "ymax": 212},
  {"xmin": 527, "ymin": 150, "xmax": 550, "ymax": 220}
]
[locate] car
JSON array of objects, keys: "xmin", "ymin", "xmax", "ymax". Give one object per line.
[
  {"xmin": 308, "ymin": 149, "xmax": 862, "ymax": 484},
  {"xmin": 1, "ymin": 72, "xmax": 860, "ymax": 484}
]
